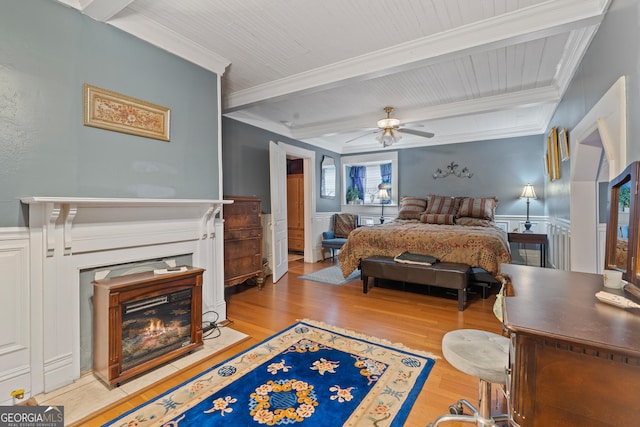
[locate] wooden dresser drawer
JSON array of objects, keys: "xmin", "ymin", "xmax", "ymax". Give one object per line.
[
  {"xmin": 224, "ymin": 238, "xmax": 261, "ymax": 278},
  {"xmin": 223, "ymin": 202, "xmax": 261, "ymax": 230},
  {"xmin": 225, "ymin": 227, "xmax": 262, "ymax": 240},
  {"xmin": 288, "ymin": 228, "xmax": 304, "ymax": 240}
]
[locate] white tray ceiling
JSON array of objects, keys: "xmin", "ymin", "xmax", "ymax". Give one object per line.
[{"xmin": 55, "ymin": 0, "xmax": 611, "ymax": 153}]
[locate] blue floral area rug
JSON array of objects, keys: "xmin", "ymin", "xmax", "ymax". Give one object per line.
[{"xmin": 104, "ymin": 319, "xmax": 436, "ymax": 427}]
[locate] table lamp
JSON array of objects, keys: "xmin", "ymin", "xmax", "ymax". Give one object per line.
[
  {"xmin": 520, "ymin": 184, "xmax": 537, "ymax": 232},
  {"xmin": 377, "ymin": 183, "xmax": 391, "ymax": 224}
]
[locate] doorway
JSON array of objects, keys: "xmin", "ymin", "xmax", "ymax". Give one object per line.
[
  {"xmin": 287, "ymin": 156, "xmax": 305, "ymax": 261},
  {"xmin": 269, "ymin": 141, "xmax": 317, "ymax": 282},
  {"xmin": 570, "ymin": 76, "xmax": 626, "ymax": 273}
]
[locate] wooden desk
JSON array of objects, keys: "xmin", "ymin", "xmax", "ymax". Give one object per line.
[
  {"xmin": 507, "ymin": 232, "xmax": 547, "ymax": 267},
  {"xmin": 501, "ymin": 264, "xmax": 640, "ymax": 426}
]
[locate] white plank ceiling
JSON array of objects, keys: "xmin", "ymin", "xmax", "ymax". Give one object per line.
[{"xmin": 55, "ymin": 0, "xmax": 611, "ymax": 153}]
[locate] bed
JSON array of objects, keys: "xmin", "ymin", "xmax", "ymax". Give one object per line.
[{"xmin": 337, "ymin": 195, "xmax": 512, "ymax": 278}]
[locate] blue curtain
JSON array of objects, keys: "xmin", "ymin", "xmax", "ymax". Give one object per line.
[
  {"xmin": 380, "ymin": 163, "xmax": 392, "ymax": 183},
  {"xmin": 350, "ymin": 166, "xmax": 366, "ymax": 198},
  {"xmin": 380, "ymin": 163, "xmax": 392, "ymax": 202}
]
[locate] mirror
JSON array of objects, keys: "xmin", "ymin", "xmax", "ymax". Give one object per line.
[
  {"xmin": 605, "ymin": 161, "xmax": 640, "ymax": 285},
  {"xmin": 320, "ymin": 155, "xmax": 336, "ymax": 199}
]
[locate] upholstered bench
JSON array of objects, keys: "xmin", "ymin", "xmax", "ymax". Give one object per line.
[{"xmin": 360, "ymin": 256, "xmax": 471, "ymax": 311}]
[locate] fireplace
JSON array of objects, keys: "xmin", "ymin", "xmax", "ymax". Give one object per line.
[
  {"xmin": 93, "ymin": 266, "xmax": 204, "ymax": 386},
  {"xmin": 22, "ymin": 197, "xmax": 229, "ymax": 394}
]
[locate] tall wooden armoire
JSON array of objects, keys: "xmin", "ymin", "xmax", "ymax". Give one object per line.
[
  {"xmin": 223, "ymin": 196, "xmax": 264, "ymax": 288},
  {"xmin": 287, "ymin": 173, "xmax": 304, "ymax": 252}
]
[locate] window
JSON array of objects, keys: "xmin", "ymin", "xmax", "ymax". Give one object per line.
[{"xmin": 341, "ymin": 152, "xmax": 398, "ymax": 205}]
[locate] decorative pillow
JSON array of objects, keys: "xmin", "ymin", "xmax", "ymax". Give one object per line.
[
  {"xmin": 420, "ymin": 213, "xmax": 456, "ymax": 225},
  {"xmin": 456, "ymin": 217, "xmax": 495, "ymax": 227},
  {"xmin": 397, "ymin": 196, "xmax": 427, "ymax": 220},
  {"xmin": 333, "ymin": 213, "xmax": 358, "ymax": 238},
  {"xmin": 424, "ymin": 195, "xmax": 460, "ymax": 216},
  {"xmin": 456, "ymin": 197, "xmax": 498, "ymax": 220}
]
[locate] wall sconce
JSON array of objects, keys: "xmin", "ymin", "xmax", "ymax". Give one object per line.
[{"xmin": 433, "ymin": 162, "xmax": 473, "ymax": 179}]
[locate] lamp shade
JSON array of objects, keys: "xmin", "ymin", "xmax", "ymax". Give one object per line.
[
  {"xmin": 520, "ymin": 184, "xmax": 537, "ymax": 199},
  {"xmin": 377, "ymin": 188, "xmax": 390, "ymax": 201},
  {"xmin": 376, "ymin": 128, "xmax": 401, "ymax": 147}
]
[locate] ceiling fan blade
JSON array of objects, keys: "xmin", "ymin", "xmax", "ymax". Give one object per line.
[
  {"xmin": 344, "ymin": 129, "xmax": 381, "ymax": 143},
  {"xmin": 397, "ymin": 128, "xmax": 435, "ymax": 138}
]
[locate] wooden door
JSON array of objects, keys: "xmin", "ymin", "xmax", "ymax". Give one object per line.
[{"xmin": 287, "ymin": 174, "xmax": 304, "ymax": 251}]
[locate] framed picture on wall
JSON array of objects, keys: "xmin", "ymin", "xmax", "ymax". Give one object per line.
[
  {"xmin": 84, "ymin": 84, "xmax": 171, "ymax": 141},
  {"xmin": 544, "ymin": 150, "xmax": 551, "ymax": 180},
  {"xmin": 549, "ymin": 127, "xmax": 560, "ymax": 180},
  {"xmin": 559, "ymin": 128, "xmax": 570, "ymax": 161},
  {"xmin": 546, "ymin": 134, "xmax": 554, "ymax": 181}
]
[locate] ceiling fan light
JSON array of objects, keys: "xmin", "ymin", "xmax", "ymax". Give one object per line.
[
  {"xmin": 377, "ymin": 128, "xmax": 401, "ymax": 147},
  {"xmin": 377, "ymin": 117, "xmax": 400, "ymax": 128}
]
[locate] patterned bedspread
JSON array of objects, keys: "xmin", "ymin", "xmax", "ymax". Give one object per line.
[{"xmin": 337, "ymin": 220, "xmax": 511, "ymax": 278}]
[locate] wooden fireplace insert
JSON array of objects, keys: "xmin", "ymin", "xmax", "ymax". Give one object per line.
[{"xmin": 92, "ymin": 266, "xmax": 204, "ymax": 386}]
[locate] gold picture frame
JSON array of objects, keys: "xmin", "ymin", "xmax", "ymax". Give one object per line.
[
  {"xmin": 559, "ymin": 128, "xmax": 569, "ymax": 161},
  {"xmin": 544, "ymin": 149, "xmax": 551, "ymax": 180},
  {"xmin": 546, "ymin": 134, "xmax": 554, "ymax": 181},
  {"xmin": 84, "ymin": 84, "xmax": 170, "ymax": 141},
  {"xmin": 549, "ymin": 127, "xmax": 560, "ymax": 180}
]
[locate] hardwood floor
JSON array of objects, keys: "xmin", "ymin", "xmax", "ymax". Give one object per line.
[{"xmin": 78, "ymin": 259, "xmax": 506, "ymax": 426}]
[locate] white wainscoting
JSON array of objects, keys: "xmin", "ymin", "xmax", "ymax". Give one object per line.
[{"xmin": 0, "ymin": 228, "xmax": 31, "ymax": 405}]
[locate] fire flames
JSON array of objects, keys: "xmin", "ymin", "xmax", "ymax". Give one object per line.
[{"xmin": 145, "ymin": 319, "xmax": 166, "ymax": 336}]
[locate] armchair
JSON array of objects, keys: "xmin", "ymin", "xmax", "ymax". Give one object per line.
[{"xmin": 321, "ymin": 213, "xmax": 358, "ymax": 260}]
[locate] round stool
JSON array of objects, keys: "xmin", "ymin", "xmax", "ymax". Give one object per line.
[{"xmin": 429, "ymin": 329, "xmax": 510, "ymax": 427}]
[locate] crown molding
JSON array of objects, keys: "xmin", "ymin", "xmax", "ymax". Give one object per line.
[{"xmin": 80, "ymin": 0, "xmax": 133, "ymax": 21}]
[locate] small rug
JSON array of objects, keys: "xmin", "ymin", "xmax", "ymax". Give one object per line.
[
  {"xmin": 298, "ymin": 265, "xmax": 360, "ymax": 285},
  {"xmin": 104, "ymin": 320, "xmax": 436, "ymax": 427}
]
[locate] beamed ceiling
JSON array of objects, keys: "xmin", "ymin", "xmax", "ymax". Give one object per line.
[{"xmin": 55, "ymin": 0, "xmax": 611, "ymax": 153}]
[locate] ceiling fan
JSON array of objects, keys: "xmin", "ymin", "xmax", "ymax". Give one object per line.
[{"xmin": 345, "ymin": 107, "xmax": 435, "ymax": 147}]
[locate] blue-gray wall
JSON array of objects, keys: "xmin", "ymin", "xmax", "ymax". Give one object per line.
[
  {"xmin": 223, "ymin": 116, "xmax": 544, "ymax": 217},
  {"xmin": 0, "ymin": 0, "xmax": 220, "ymax": 227},
  {"xmin": 546, "ymin": 0, "xmax": 640, "ymax": 220},
  {"xmin": 222, "ymin": 117, "xmax": 342, "ymax": 213},
  {"xmin": 397, "ymin": 136, "xmax": 544, "ymax": 216}
]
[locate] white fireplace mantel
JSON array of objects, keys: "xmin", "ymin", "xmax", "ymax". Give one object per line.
[
  {"xmin": 21, "ymin": 197, "xmax": 232, "ymax": 257},
  {"xmin": 22, "ymin": 197, "xmax": 232, "ymax": 394}
]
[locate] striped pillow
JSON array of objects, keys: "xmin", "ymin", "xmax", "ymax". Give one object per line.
[
  {"xmin": 397, "ymin": 196, "xmax": 427, "ymax": 220},
  {"xmin": 457, "ymin": 197, "xmax": 498, "ymax": 220},
  {"xmin": 420, "ymin": 213, "xmax": 455, "ymax": 225},
  {"xmin": 456, "ymin": 217, "xmax": 494, "ymax": 227},
  {"xmin": 425, "ymin": 195, "xmax": 460, "ymax": 216}
]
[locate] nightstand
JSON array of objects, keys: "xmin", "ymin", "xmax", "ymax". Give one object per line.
[{"xmin": 508, "ymin": 232, "xmax": 548, "ymax": 267}]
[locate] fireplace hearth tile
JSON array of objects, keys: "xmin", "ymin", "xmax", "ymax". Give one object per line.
[
  {"xmin": 117, "ymin": 363, "xmax": 178, "ymax": 395},
  {"xmin": 34, "ymin": 326, "xmax": 248, "ymax": 425}
]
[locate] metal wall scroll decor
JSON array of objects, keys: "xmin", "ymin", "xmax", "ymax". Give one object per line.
[{"xmin": 432, "ymin": 162, "xmax": 473, "ymax": 179}]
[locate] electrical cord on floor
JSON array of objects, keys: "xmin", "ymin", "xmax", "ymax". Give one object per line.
[{"xmin": 202, "ymin": 310, "xmax": 221, "ymax": 340}]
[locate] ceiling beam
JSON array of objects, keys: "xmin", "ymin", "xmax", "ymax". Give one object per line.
[
  {"xmin": 223, "ymin": 0, "xmax": 609, "ymax": 113},
  {"xmin": 289, "ymin": 86, "xmax": 561, "ymax": 140}
]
